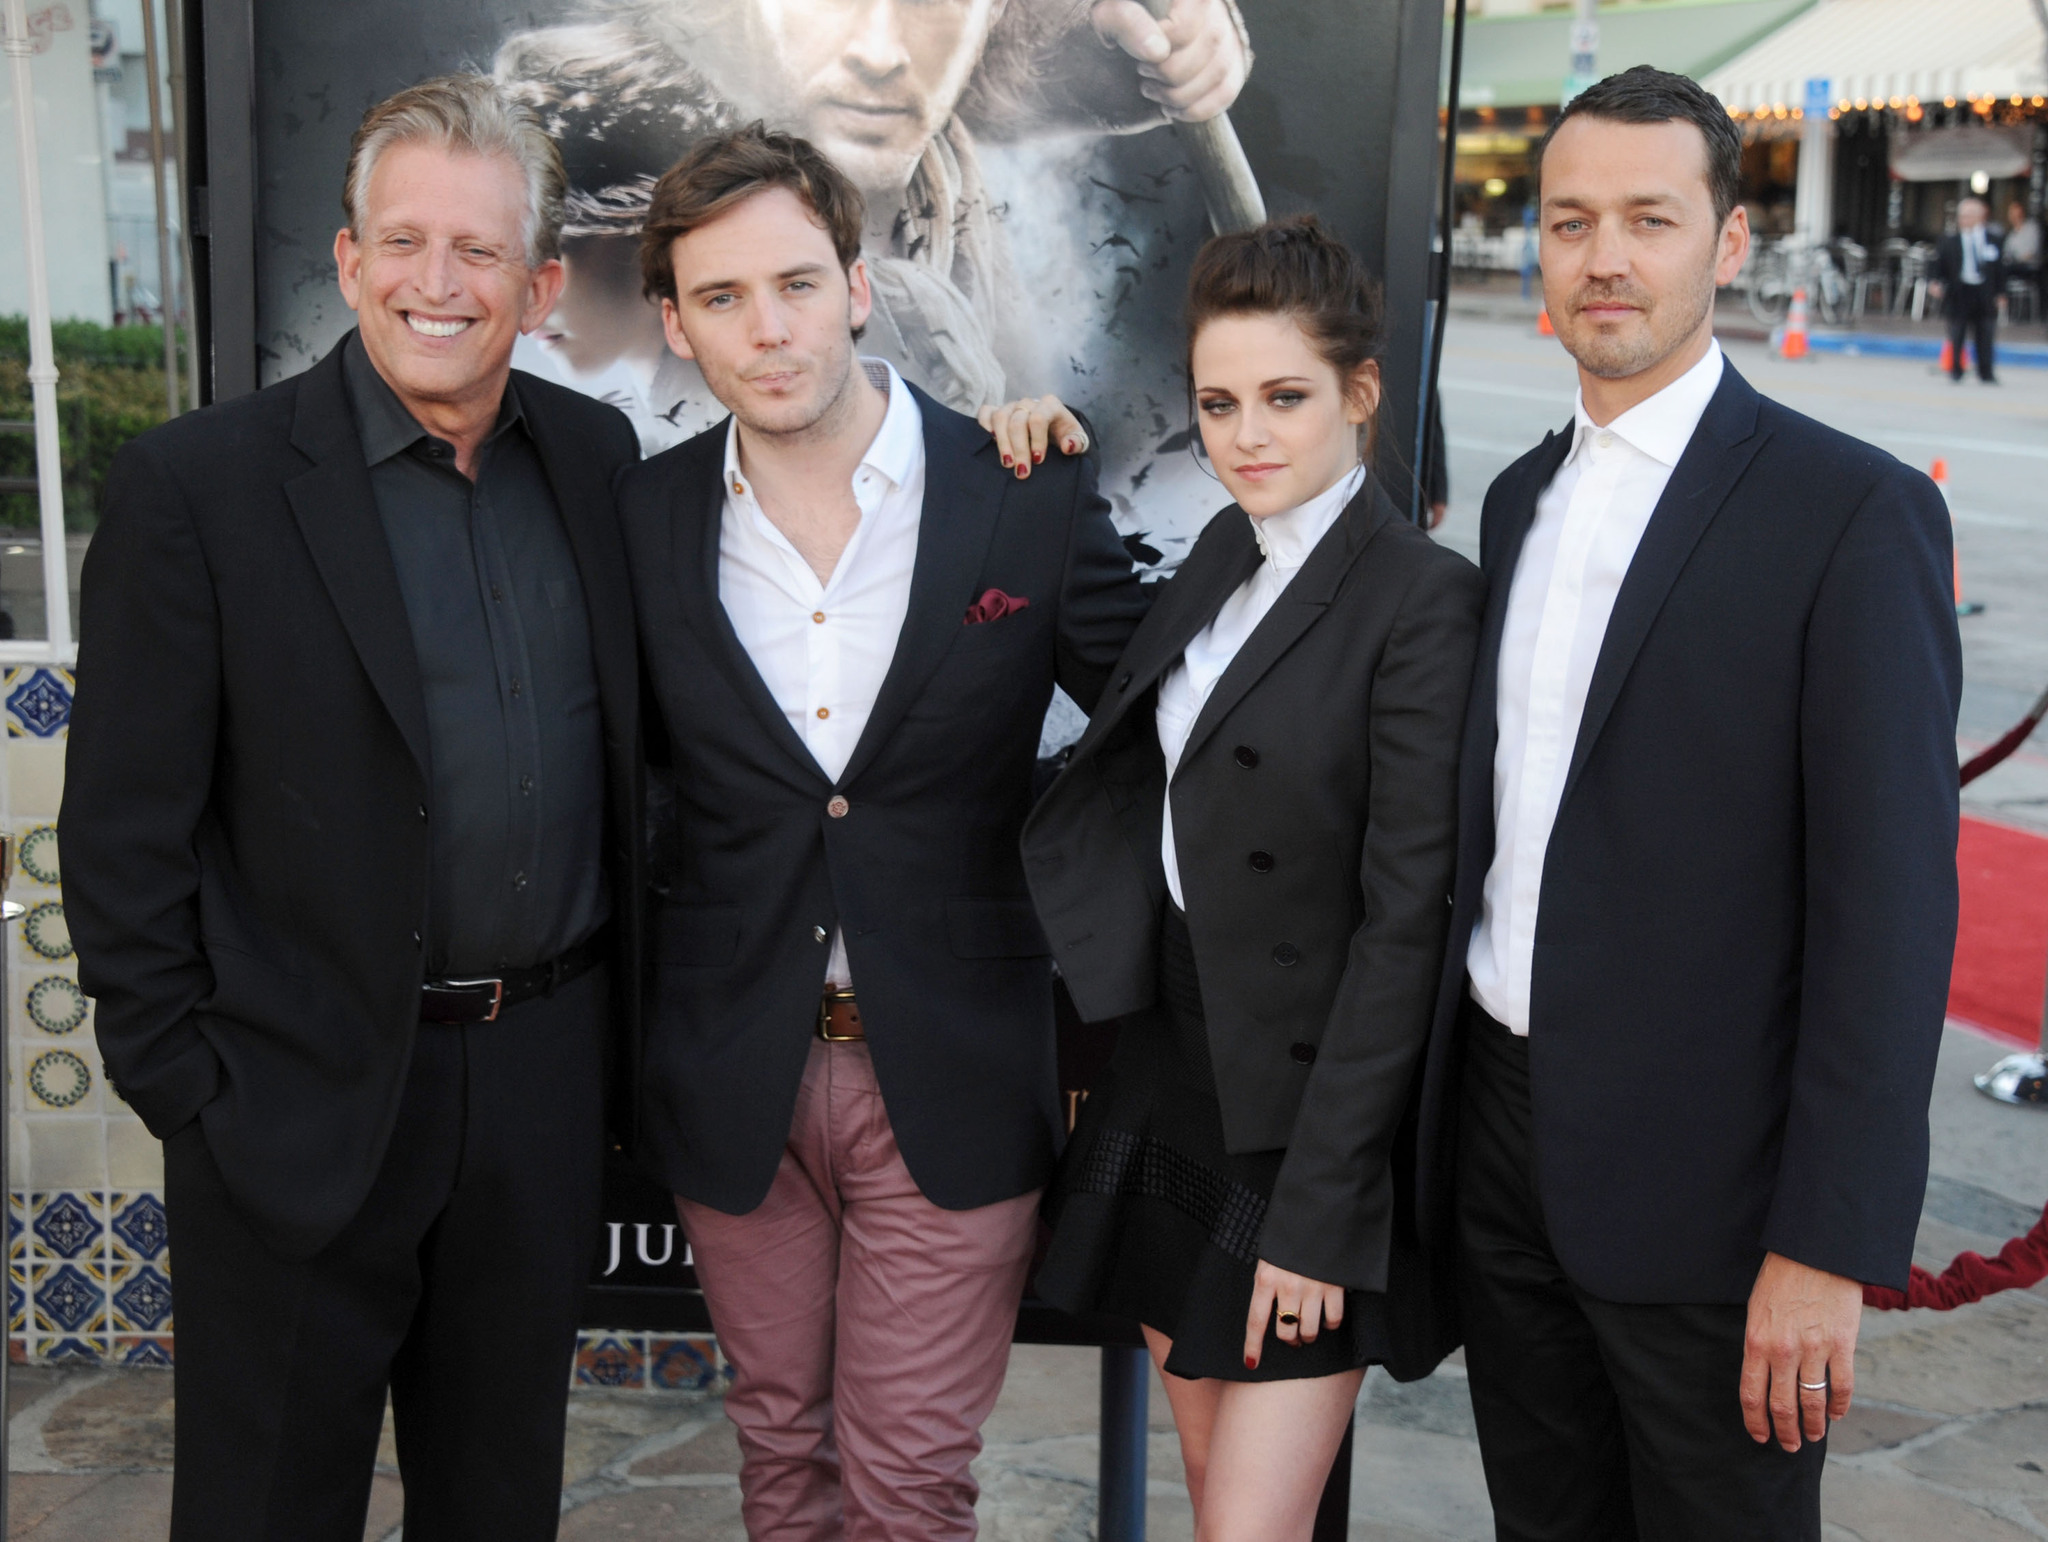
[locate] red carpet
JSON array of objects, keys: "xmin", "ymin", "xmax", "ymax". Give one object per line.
[{"xmin": 1950, "ymin": 815, "xmax": 2048, "ymax": 1047}]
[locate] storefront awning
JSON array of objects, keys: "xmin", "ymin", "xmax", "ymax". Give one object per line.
[
  {"xmin": 1447, "ymin": 0, "xmax": 1818, "ymax": 111},
  {"xmin": 1701, "ymin": 0, "xmax": 2048, "ymax": 114}
]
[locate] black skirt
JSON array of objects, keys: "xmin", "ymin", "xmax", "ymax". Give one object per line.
[{"xmin": 1035, "ymin": 907, "xmax": 1394, "ymax": 1382}]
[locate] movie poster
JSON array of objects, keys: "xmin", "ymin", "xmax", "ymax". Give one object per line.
[{"xmin": 252, "ymin": 0, "xmax": 1413, "ymax": 604}]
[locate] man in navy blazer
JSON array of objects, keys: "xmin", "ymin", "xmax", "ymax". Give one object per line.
[
  {"xmin": 1416, "ymin": 68, "xmax": 1961, "ymax": 1538},
  {"xmin": 614, "ymin": 127, "xmax": 1147, "ymax": 1539}
]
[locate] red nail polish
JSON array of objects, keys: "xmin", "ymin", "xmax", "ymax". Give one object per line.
[
  {"xmin": 1016, "ymin": 465, "xmax": 1026, "ymax": 478},
  {"xmin": 1001, "ymin": 454, "xmax": 1011, "ymax": 467},
  {"xmin": 1244, "ymin": 1356, "xmax": 1256, "ymax": 1370},
  {"xmin": 1033, "ymin": 451, "xmax": 1044, "ymax": 463},
  {"xmin": 1065, "ymin": 440, "xmax": 1077, "ymax": 453}
]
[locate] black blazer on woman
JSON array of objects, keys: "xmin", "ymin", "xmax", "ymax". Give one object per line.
[{"xmin": 1022, "ymin": 476, "xmax": 1482, "ymax": 1292}]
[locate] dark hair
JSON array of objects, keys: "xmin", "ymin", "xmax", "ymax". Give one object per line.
[
  {"xmin": 1539, "ymin": 66, "xmax": 1743, "ymax": 227},
  {"xmin": 1183, "ymin": 214, "xmax": 1386, "ymax": 454},
  {"xmin": 638, "ymin": 123, "xmax": 865, "ymax": 303}
]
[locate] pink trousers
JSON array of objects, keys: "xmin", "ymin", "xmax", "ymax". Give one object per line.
[{"xmin": 676, "ymin": 1038, "xmax": 1041, "ymax": 1541}]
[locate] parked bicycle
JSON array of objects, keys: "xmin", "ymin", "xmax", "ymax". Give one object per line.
[{"xmin": 1745, "ymin": 238, "xmax": 1852, "ymax": 326}]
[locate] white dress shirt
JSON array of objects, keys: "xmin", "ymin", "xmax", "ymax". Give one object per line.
[
  {"xmin": 1467, "ymin": 342, "xmax": 1724, "ymax": 1034},
  {"xmin": 1156, "ymin": 464, "xmax": 1364, "ymax": 909},
  {"xmin": 718, "ymin": 358, "xmax": 925, "ymax": 986}
]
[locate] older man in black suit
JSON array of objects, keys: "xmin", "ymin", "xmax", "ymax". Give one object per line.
[
  {"xmin": 1932, "ymin": 195, "xmax": 2004, "ymax": 383},
  {"xmin": 1416, "ymin": 67, "xmax": 1961, "ymax": 1540},
  {"xmin": 62, "ymin": 75, "xmax": 642, "ymax": 1542}
]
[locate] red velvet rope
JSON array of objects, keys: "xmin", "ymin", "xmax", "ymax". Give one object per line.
[
  {"xmin": 1961, "ymin": 684, "xmax": 2048, "ymax": 787},
  {"xmin": 1864, "ymin": 1198, "xmax": 2048, "ymax": 1310}
]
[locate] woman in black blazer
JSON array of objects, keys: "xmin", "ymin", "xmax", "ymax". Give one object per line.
[{"xmin": 1022, "ymin": 218, "xmax": 1481, "ymax": 1539}]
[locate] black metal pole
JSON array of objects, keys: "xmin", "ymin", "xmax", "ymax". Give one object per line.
[
  {"xmin": 1098, "ymin": 1344, "xmax": 1150, "ymax": 1541},
  {"xmin": 1310, "ymin": 1413, "xmax": 1356, "ymax": 1541},
  {"xmin": 1414, "ymin": 0, "xmax": 1468, "ymax": 522}
]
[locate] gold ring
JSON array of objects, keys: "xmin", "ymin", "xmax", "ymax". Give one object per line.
[{"xmin": 1277, "ymin": 1311, "xmax": 1300, "ymax": 1326}]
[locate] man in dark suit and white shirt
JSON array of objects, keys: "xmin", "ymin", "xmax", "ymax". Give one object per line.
[
  {"xmin": 615, "ymin": 126, "xmax": 1148, "ymax": 1539},
  {"xmin": 1415, "ymin": 67, "xmax": 1961, "ymax": 1539},
  {"xmin": 1932, "ymin": 196, "xmax": 2004, "ymax": 383},
  {"xmin": 61, "ymin": 76, "xmax": 643, "ymax": 1541}
]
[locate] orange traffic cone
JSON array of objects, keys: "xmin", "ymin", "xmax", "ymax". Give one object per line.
[
  {"xmin": 1780, "ymin": 287, "xmax": 1810, "ymax": 359},
  {"xmin": 1940, "ymin": 338, "xmax": 1956, "ymax": 374},
  {"xmin": 1537, "ymin": 307, "xmax": 1554, "ymax": 337},
  {"xmin": 1932, "ymin": 458, "xmax": 1984, "ymax": 616}
]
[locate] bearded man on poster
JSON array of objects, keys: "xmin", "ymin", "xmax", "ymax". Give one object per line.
[
  {"xmin": 617, "ymin": 124, "xmax": 1147, "ymax": 1539},
  {"xmin": 62, "ymin": 76, "xmax": 643, "ymax": 1541},
  {"xmin": 495, "ymin": 0, "xmax": 1251, "ymax": 417}
]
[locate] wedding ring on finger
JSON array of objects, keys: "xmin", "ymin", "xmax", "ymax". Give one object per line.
[{"xmin": 1798, "ymin": 1379, "xmax": 1828, "ymax": 1392}]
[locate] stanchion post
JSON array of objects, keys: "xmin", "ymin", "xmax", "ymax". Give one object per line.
[
  {"xmin": 1098, "ymin": 1344, "xmax": 1148, "ymax": 1542},
  {"xmin": 1310, "ymin": 1413, "xmax": 1355, "ymax": 1541},
  {"xmin": 1975, "ymin": 945, "xmax": 2048, "ymax": 1106}
]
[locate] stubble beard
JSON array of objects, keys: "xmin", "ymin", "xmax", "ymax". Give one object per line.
[
  {"xmin": 1563, "ymin": 250, "xmax": 1719, "ymax": 382},
  {"xmin": 720, "ymin": 329, "xmax": 863, "ymax": 449}
]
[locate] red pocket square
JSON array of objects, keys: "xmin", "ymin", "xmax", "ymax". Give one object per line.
[{"xmin": 964, "ymin": 588, "xmax": 1031, "ymax": 625}]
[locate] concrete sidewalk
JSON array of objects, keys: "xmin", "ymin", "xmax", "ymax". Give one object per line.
[{"xmin": 5, "ymin": 1027, "xmax": 2045, "ymax": 1540}]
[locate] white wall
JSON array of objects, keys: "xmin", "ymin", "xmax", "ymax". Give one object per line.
[{"xmin": 0, "ymin": 2, "xmax": 114, "ymax": 324}]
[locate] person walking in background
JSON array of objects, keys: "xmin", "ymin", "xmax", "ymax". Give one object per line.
[
  {"xmin": 616, "ymin": 125, "xmax": 1149, "ymax": 1540},
  {"xmin": 2003, "ymin": 198, "xmax": 2041, "ymax": 322},
  {"xmin": 1415, "ymin": 66, "xmax": 1961, "ymax": 1539},
  {"xmin": 60, "ymin": 76, "xmax": 645, "ymax": 1541},
  {"xmin": 1025, "ymin": 217, "xmax": 1480, "ymax": 1541},
  {"xmin": 1933, "ymin": 196, "xmax": 2004, "ymax": 383}
]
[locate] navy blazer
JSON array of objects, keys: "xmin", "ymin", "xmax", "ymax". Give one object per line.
[
  {"xmin": 618, "ymin": 385, "xmax": 1149, "ymax": 1214},
  {"xmin": 1416, "ymin": 361, "xmax": 1961, "ymax": 1303}
]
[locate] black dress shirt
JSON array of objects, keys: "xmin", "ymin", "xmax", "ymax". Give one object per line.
[{"xmin": 342, "ymin": 334, "xmax": 607, "ymax": 976}]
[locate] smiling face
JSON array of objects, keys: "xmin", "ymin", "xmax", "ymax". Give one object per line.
[
  {"xmin": 704, "ymin": 0, "xmax": 1002, "ymax": 193},
  {"xmin": 658, "ymin": 184, "xmax": 874, "ymax": 439},
  {"xmin": 335, "ymin": 140, "xmax": 563, "ymax": 423},
  {"xmin": 1538, "ymin": 115, "xmax": 1748, "ymax": 388},
  {"xmin": 1191, "ymin": 311, "xmax": 1378, "ymax": 519}
]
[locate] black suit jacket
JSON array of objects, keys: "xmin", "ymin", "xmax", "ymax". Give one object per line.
[
  {"xmin": 1417, "ymin": 362, "xmax": 1961, "ymax": 1302},
  {"xmin": 1934, "ymin": 230, "xmax": 2005, "ymax": 314},
  {"xmin": 61, "ymin": 344, "xmax": 645, "ymax": 1260},
  {"xmin": 619, "ymin": 385, "xmax": 1149, "ymax": 1214},
  {"xmin": 1023, "ymin": 477, "xmax": 1481, "ymax": 1293}
]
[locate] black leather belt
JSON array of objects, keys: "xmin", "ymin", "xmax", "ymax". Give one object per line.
[{"xmin": 420, "ymin": 933, "xmax": 607, "ymax": 1024}]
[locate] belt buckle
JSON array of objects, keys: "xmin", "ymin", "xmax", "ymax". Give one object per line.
[
  {"xmin": 443, "ymin": 977, "xmax": 505, "ymax": 1024},
  {"xmin": 818, "ymin": 988, "xmax": 860, "ymax": 1041}
]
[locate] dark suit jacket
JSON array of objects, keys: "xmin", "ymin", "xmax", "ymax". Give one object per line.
[
  {"xmin": 61, "ymin": 343, "xmax": 645, "ymax": 1260},
  {"xmin": 618, "ymin": 384, "xmax": 1149, "ymax": 1214},
  {"xmin": 1935, "ymin": 230, "xmax": 2005, "ymax": 314},
  {"xmin": 1023, "ymin": 477, "xmax": 1482, "ymax": 1293},
  {"xmin": 1417, "ymin": 362, "xmax": 1961, "ymax": 1303}
]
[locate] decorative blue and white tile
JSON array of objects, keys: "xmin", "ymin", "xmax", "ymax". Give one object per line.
[
  {"xmin": 41, "ymin": 1337, "xmax": 101, "ymax": 1366},
  {"xmin": 110, "ymin": 1192, "xmax": 169, "ymax": 1263},
  {"xmin": 107, "ymin": 1264, "xmax": 172, "ymax": 1334},
  {"xmin": 19, "ymin": 901, "xmax": 72, "ymax": 966},
  {"xmin": 13, "ymin": 822, "xmax": 58, "ymax": 888},
  {"xmin": 573, "ymin": 1333, "xmax": 646, "ymax": 1389},
  {"xmin": 25, "ymin": 1048, "xmax": 93, "ymax": 1112},
  {"xmin": 29, "ymin": 1190, "xmax": 102, "ymax": 1260},
  {"xmin": 8, "ymin": 1191, "xmax": 25, "ymax": 1263},
  {"xmin": 3, "ymin": 667, "xmax": 73, "ymax": 739},
  {"xmin": 34, "ymin": 1262, "xmax": 106, "ymax": 1338},
  {"xmin": 24, "ymin": 974, "xmax": 88, "ymax": 1036},
  {"xmin": 113, "ymin": 1335, "xmax": 172, "ymax": 1368},
  {"xmin": 648, "ymin": 1335, "xmax": 729, "ymax": 1392}
]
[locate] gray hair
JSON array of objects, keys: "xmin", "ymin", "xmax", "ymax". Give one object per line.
[{"xmin": 343, "ymin": 73, "xmax": 569, "ymax": 266}]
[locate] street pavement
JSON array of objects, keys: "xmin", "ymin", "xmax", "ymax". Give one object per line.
[{"xmin": 8, "ymin": 306, "xmax": 2048, "ymax": 1539}]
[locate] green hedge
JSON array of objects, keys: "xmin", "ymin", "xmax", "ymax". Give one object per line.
[{"xmin": 0, "ymin": 318, "xmax": 189, "ymax": 532}]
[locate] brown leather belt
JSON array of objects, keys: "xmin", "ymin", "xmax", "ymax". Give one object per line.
[{"xmin": 818, "ymin": 987, "xmax": 863, "ymax": 1041}]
